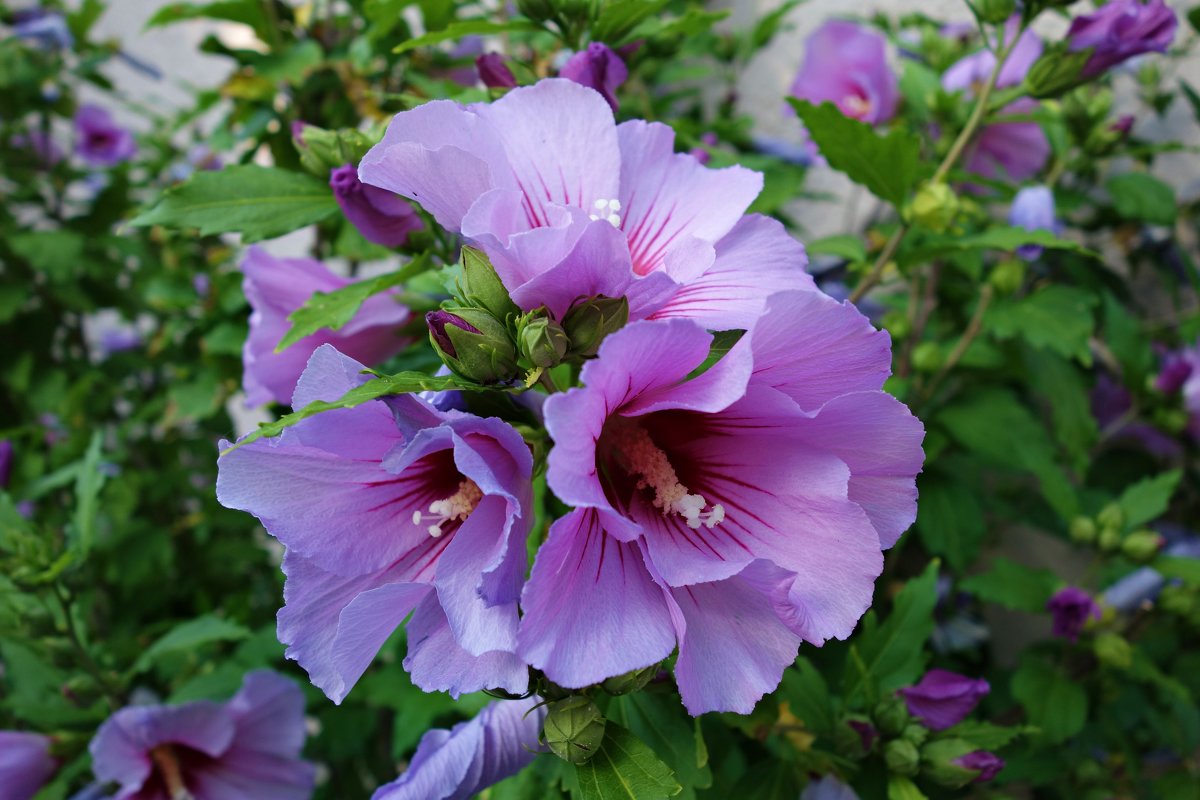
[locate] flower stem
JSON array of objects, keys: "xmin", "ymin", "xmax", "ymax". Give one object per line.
[{"xmin": 921, "ymin": 283, "xmax": 995, "ymax": 401}]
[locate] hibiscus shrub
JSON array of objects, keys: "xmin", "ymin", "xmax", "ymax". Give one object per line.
[{"xmin": 2, "ymin": 0, "xmax": 1199, "ymax": 798}]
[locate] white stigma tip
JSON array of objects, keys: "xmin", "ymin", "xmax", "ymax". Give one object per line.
[{"xmin": 411, "ymin": 479, "xmax": 484, "ymax": 538}]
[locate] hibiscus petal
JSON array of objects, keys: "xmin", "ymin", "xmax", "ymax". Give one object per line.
[
  {"xmin": 404, "ymin": 594, "xmax": 529, "ymax": 698},
  {"xmin": 518, "ymin": 509, "xmax": 675, "ymax": 687}
]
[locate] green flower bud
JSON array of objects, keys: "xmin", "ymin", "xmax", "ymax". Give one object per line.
[
  {"xmin": 1069, "ymin": 516, "xmax": 1098, "ymax": 544},
  {"xmin": 920, "ymin": 738, "xmax": 983, "ymax": 789},
  {"xmin": 873, "ymin": 695, "xmax": 910, "ymax": 738},
  {"xmin": 426, "ymin": 308, "xmax": 519, "ymax": 384},
  {"xmin": 833, "ymin": 717, "xmax": 877, "ymax": 757},
  {"xmin": 901, "ymin": 723, "xmax": 928, "ymax": 747},
  {"xmin": 885, "ymin": 739, "xmax": 921, "ymax": 777},
  {"xmin": 881, "ymin": 310, "xmax": 912, "ymax": 340},
  {"xmin": 1093, "ymin": 631, "xmax": 1133, "ymax": 670},
  {"xmin": 458, "ymin": 247, "xmax": 520, "ymax": 322},
  {"xmin": 1098, "ymin": 525, "xmax": 1122, "ymax": 553},
  {"xmin": 911, "ymin": 342, "xmax": 944, "ymax": 373},
  {"xmin": 988, "ymin": 258, "xmax": 1026, "ymax": 296},
  {"xmin": 562, "ymin": 295, "xmax": 630, "ymax": 359},
  {"xmin": 974, "ymin": 0, "xmax": 1016, "ymax": 25},
  {"xmin": 518, "ymin": 313, "xmax": 570, "ymax": 369},
  {"xmin": 543, "ymin": 696, "xmax": 606, "ymax": 764},
  {"xmin": 1159, "ymin": 584, "xmax": 1193, "ymax": 615},
  {"xmin": 909, "ymin": 181, "xmax": 960, "ymax": 234},
  {"xmin": 293, "ymin": 123, "xmax": 375, "ymax": 177},
  {"xmin": 1121, "ymin": 529, "xmax": 1162, "ymax": 562},
  {"xmin": 600, "ymin": 665, "xmax": 657, "ymax": 695},
  {"xmin": 1096, "ymin": 503, "xmax": 1125, "ymax": 531},
  {"xmin": 1026, "ymin": 49, "xmax": 1093, "ymax": 99}
]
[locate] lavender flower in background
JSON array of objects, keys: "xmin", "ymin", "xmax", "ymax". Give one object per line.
[
  {"xmin": 89, "ymin": 671, "xmax": 314, "ymax": 800},
  {"xmin": 1068, "ymin": 0, "xmax": 1177, "ymax": 79},
  {"xmin": 0, "ymin": 440, "xmax": 12, "ymax": 489},
  {"xmin": 1152, "ymin": 340, "xmax": 1200, "ymax": 440},
  {"xmin": 953, "ymin": 750, "xmax": 1005, "ymax": 782},
  {"xmin": 791, "ymin": 20, "xmax": 898, "ymax": 125},
  {"xmin": 531, "ymin": 292, "xmax": 923, "ymax": 714},
  {"xmin": 959, "ymin": 98, "xmax": 1050, "ymax": 188},
  {"xmin": 10, "ymin": 130, "xmax": 64, "ymax": 167},
  {"xmin": 329, "ymin": 164, "xmax": 423, "ymax": 248},
  {"xmin": 12, "ymin": 9, "xmax": 73, "ymax": 49},
  {"xmin": 240, "ymin": 247, "xmax": 410, "ymax": 407},
  {"xmin": 360, "ymin": 79, "xmax": 815, "ymax": 333},
  {"xmin": 74, "ymin": 105, "xmax": 136, "ymax": 167},
  {"xmin": 942, "ymin": 20, "xmax": 1042, "ymax": 96},
  {"xmin": 1104, "ymin": 526, "xmax": 1200, "ymax": 612},
  {"xmin": 371, "ymin": 697, "xmax": 545, "ymax": 800},
  {"xmin": 1090, "ymin": 372, "xmax": 1182, "ymax": 457},
  {"xmin": 689, "ymin": 132, "xmax": 718, "ymax": 166},
  {"xmin": 898, "ymin": 669, "xmax": 990, "ymax": 730},
  {"xmin": 1047, "ymin": 586, "xmax": 1101, "ymax": 641},
  {"xmin": 800, "ymin": 774, "xmax": 860, "ymax": 800},
  {"xmin": 0, "ymin": 731, "xmax": 57, "ymax": 800},
  {"xmin": 169, "ymin": 145, "xmax": 223, "ymax": 182},
  {"xmin": 476, "ymin": 53, "xmax": 517, "ymax": 89},
  {"xmin": 218, "ymin": 346, "xmax": 533, "ymax": 702},
  {"xmin": 1009, "ymin": 185, "xmax": 1060, "ymax": 259},
  {"xmin": 559, "ymin": 42, "xmax": 628, "ymax": 112}
]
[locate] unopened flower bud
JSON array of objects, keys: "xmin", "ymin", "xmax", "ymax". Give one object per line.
[
  {"xmin": 518, "ymin": 313, "xmax": 570, "ymax": 369},
  {"xmin": 562, "ymin": 295, "xmax": 629, "ymax": 358},
  {"xmin": 901, "ymin": 723, "xmax": 928, "ymax": 746},
  {"xmin": 989, "ymin": 258, "xmax": 1027, "ymax": 295},
  {"xmin": 1098, "ymin": 525, "xmax": 1121, "ymax": 552},
  {"xmin": 881, "ymin": 310, "xmax": 911, "ymax": 340},
  {"xmin": 909, "ymin": 181, "xmax": 960, "ymax": 233},
  {"xmin": 1093, "ymin": 631, "xmax": 1133, "ymax": 669},
  {"xmin": 1096, "ymin": 503, "xmax": 1125, "ymax": 531},
  {"xmin": 1026, "ymin": 49, "xmax": 1093, "ymax": 99},
  {"xmin": 885, "ymin": 739, "xmax": 921, "ymax": 777},
  {"xmin": 833, "ymin": 717, "xmax": 876, "ymax": 757},
  {"xmin": 426, "ymin": 308, "xmax": 518, "ymax": 384},
  {"xmin": 975, "ymin": 0, "xmax": 1015, "ymax": 24},
  {"xmin": 476, "ymin": 53, "xmax": 517, "ymax": 89},
  {"xmin": 873, "ymin": 696, "xmax": 910, "ymax": 738},
  {"xmin": 600, "ymin": 665, "xmax": 657, "ymax": 695},
  {"xmin": 922, "ymin": 739, "xmax": 1003, "ymax": 788},
  {"xmin": 543, "ymin": 696, "xmax": 606, "ymax": 764},
  {"xmin": 457, "ymin": 247, "xmax": 520, "ymax": 322},
  {"xmin": 911, "ymin": 342, "xmax": 944, "ymax": 373},
  {"xmin": 1069, "ymin": 516, "xmax": 1097, "ymax": 544},
  {"xmin": 1121, "ymin": 529, "xmax": 1162, "ymax": 562},
  {"xmin": 293, "ymin": 123, "xmax": 374, "ymax": 177}
]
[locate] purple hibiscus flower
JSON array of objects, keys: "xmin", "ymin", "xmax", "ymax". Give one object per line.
[
  {"xmin": 1091, "ymin": 373, "xmax": 1182, "ymax": 457},
  {"xmin": 359, "ymin": 79, "xmax": 814, "ymax": 332},
  {"xmin": 954, "ymin": 750, "xmax": 1005, "ymax": 782},
  {"xmin": 217, "ymin": 345, "xmax": 532, "ymax": 702},
  {"xmin": 1068, "ymin": 0, "xmax": 1177, "ymax": 79},
  {"xmin": 526, "ymin": 291, "xmax": 923, "ymax": 714},
  {"xmin": 0, "ymin": 731, "xmax": 57, "ymax": 800},
  {"xmin": 942, "ymin": 19, "xmax": 1043, "ymax": 97},
  {"xmin": 12, "ymin": 9, "xmax": 73, "ymax": 49},
  {"xmin": 1047, "ymin": 586, "xmax": 1101, "ymax": 641},
  {"xmin": 240, "ymin": 247, "xmax": 410, "ymax": 407},
  {"xmin": 898, "ymin": 669, "xmax": 990, "ymax": 730},
  {"xmin": 791, "ymin": 20, "xmax": 898, "ymax": 126},
  {"xmin": 1009, "ymin": 185, "xmax": 1061, "ymax": 259},
  {"xmin": 801, "ymin": 775, "xmax": 860, "ymax": 800},
  {"xmin": 0, "ymin": 439, "xmax": 12, "ymax": 488},
  {"xmin": 329, "ymin": 164, "xmax": 423, "ymax": 248},
  {"xmin": 371, "ymin": 697, "xmax": 545, "ymax": 800},
  {"xmin": 88, "ymin": 671, "xmax": 314, "ymax": 800},
  {"xmin": 559, "ymin": 42, "xmax": 628, "ymax": 113},
  {"xmin": 1153, "ymin": 342, "xmax": 1200, "ymax": 439},
  {"xmin": 74, "ymin": 105, "xmax": 136, "ymax": 167}
]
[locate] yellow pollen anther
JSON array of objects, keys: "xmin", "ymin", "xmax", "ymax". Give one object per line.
[
  {"xmin": 608, "ymin": 419, "xmax": 724, "ymax": 530},
  {"xmin": 411, "ymin": 479, "xmax": 483, "ymax": 538}
]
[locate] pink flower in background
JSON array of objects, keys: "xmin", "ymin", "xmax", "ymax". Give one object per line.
[
  {"xmin": 359, "ymin": 79, "xmax": 813, "ymax": 332},
  {"xmin": 559, "ymin": 42, "xmax": 628, "ymax": 112},
  {"xmin": 240, "ymin": 247, "xmax": 410, "ymax": 407},
  {"xmin": 791, "ymin": 20, "xmax": 898, "ymax": 125},
  {"xmin": 0, "ymin": 731, "xmax": 57, "ymax": 800}
]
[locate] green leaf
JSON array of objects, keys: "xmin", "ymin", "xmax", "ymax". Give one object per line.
[
  {"xmin": 1024, "ymin": 348, "xmax": 1097, "ymax": 472},
  {"xmin": 902, "ymin": 226, "xmax": 1096, "ymax": 266},
  {"xmin": 134, "ymin": 615, "xmax": 251, "ymax": 673},
  {"xmin": 652, "ymin": 8, "xmax": 730, "ymax": 38},
  {"xmin": 780, "ymin": 659, "xmax": 835, "ymax": 737},
  {"xmin": 937, "ymin": 389, "xmax": 1079, "ymax": 519},
  {"xmin": 915, "ymin": 473, "xmax": 984, "ymax": 571},
  {"xmin": 960, "ymin": 557, "xmax": 1058, "ymax": 613},
  {"xmin": 592, "ymin": 0, "xmax": 671, "ymax": 44},
  {"xmin": 1011, "ymin": 658, "xmax": 1088, "ymax": 743},
  {"xmin": 1156, "ymin": 556, "xmax": 1200, "ymax": 584},
  {"xmin": 144, "ymin": 1, "xmax": 267, "ymax": 36},
  {"xmin": 844, "ymin": 561, "xmax": 938, "ymax": 702},
  {"xmin": 1116, "ymin": 470, "xmax": 1182, "ymax": 530},
  {"xmin": 609, "ymin": 694, "xmax": 711, "ymax": 797},
  {"xmin": 789, "ymin": 99, "xmax": 920, "ymax": 207},
  {"xmin": 223, "ymin": 371, "xmax": 463, "ymax": 452},
  {"xmin": 887, "ymin": 776, "xmax": 928, "ymax": 800},
  {"xmin": 1102, "ymin": 293, "xmax": 1153, "ymax": 382},
  {"xmin": 393, "ymin": 19, "xmax": 542, "ymax": 53},
  {"xmin": 574, "ymin": 722, "xmax": 681, "ymax": 800},
  {"xmin": 806, "ymin": 234, "xmax": 866, "ymax": 263},
  {"xmin": 1106, "ymin": 172, "xmax": 1177, "ymax": 226},
  {"xmin": 939, "ymin": 720, "xmax": 1024, "ymax": 750},
  {"xmin": 749, "ymin": 0, "xmax": 803, "ymax": 49},
  {"xmin": 278, "ymin": 255, "xmax": 430, "ymax": 352},
  {"xmin": 985, "ymin": 285, "xmax": 1097, "ymax": 365},
  {"xmin": 70, "ymin": 432, "xmax": 106, "ymax": 558},
  {"xmin": 10, "ymin": 231, "xmax": 86, "ymax": 282},
  {"xmin": 129, "ymin": 166, "xmax": 338, "ymax": 243}
]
